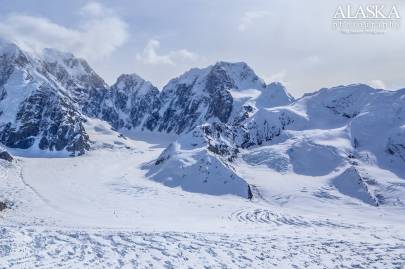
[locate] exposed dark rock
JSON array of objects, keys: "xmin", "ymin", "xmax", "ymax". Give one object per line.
[
  {"xmin": 387, "ymin": 141, "xmax": 405, "ymax": 162},
  {"xmin": 100, "ymin": 74, "xmax": 161, "ymax": 130},
  {"xmin": 0, "ymin": 41, "xmax": 92, "ymax": 155},
  {"xmin": 0, "ymin": 201, "xmax": 6, "ymax": 211},
  {"xmin": 247, "ymin": 185, "xmax": 253, "ymax": 200},
  {"xmin": 0, "ymin": 86, "xmax": 90, "ymax": 155},
  {"xmin": 204, "ymin": 64, "xmax": 234, "ymax": 123},
  {"xmin": 41, "ymin": 48, "xmax": 109, "ymax": 118},
  {"xmin": 0, "ymin": 148, "xmax": 12, "ymax": 161}
]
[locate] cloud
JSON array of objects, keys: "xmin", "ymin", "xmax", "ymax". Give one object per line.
[
  {"xmin": 369, "ymin": 80, "xmax": 386, "ymax": 89},
  {"xmin": 136, "ymin": 39, "xmax": 199, "ymax": 65},
  {"xmin": 238, "ymin": 10, "xmax": 270, "ymax": 31},
  {"xmin": 306, "ymin": 55, "xmax": 320, "ymax": 65},
  {"xmin": 0, "ymin": 1, "xmax": 128, "ymax": 61},
  {"xmin": 265, "ymin": 70, "xmax": 287, "ymax": 84},
  {"xmin": 79, "ymin": 2, "xmax": 108, "ymax": 17}
]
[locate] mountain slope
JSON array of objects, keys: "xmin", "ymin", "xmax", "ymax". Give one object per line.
[{"xmin": 148, "ymin": 123, "xmax": 252, "ymax": 198}]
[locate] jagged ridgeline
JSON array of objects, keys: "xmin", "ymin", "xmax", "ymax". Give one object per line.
[{"xmin": 0, "ymin": 39, "xmax": 294, "ymax": 155}]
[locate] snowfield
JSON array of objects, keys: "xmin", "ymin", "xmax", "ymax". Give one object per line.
[{"xmin": 1, "ymin": 119, "xmax": 405, "ymax": 268}]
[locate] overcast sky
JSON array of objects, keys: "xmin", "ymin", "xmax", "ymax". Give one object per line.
[{"xmin": 0, "ymin": 0, "xmax": 404, "ymax": 97}]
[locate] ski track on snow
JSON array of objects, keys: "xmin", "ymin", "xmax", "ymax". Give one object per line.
[
  {"xmin": 230, "ymin": 208, "xmax": 362, "ymax": 229},
  {"xmin": 0, "ymin": 227, "xmax": 405, "ymax": 269},
  {"xmin": 14, "ymin": 163, "xmax": 67, "ymax": 214}
]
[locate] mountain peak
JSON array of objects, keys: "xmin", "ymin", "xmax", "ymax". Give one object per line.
[
  {"xmin": 0, "ymin": 39, "xmax": 21, "ymax": 57},
  {"xmin": 211, "ymin": 61, "xmax": 265, "ymax": 90},
  {"xmin": 112, "ymin": 73, "xmax": 158, "ymax": 97},
  {"xmin": 254, "ymin": 82, "xmax": 294, "ymax": 107},
  {"xmin": 213, "ymin": 61, "xmax": 249, "ymax": 69},
  {"xmin": 163, "ymin": 61, "xmax": 266, "ymax": 96},
  {"xmin": 115, "ymin": 73, "xmax": 148, "ymax": 84},
  {"xmin": 39, "ymin": 47, "xmax": 108, "ymax": 93},
  {"xmin": 41, "ymin": 47, "xmax": 99, "ymax": 79},
  {"xmin": 327, "ymin": 83, "xmax": 379, "ymax": 92},
  {"xmin": 42, "ymin": 47, "xmax": 75, "ymax": 61},
  {"xmin": 0, "ymin": 39, "xmax": 31, "ymax": 69}
]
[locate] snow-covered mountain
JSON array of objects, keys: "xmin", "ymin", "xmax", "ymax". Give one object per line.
[
  {"xmin": 40, "ymin": 48, "xmax": 109, "ymax": 117},
  {"xmin": 140, "ymin": 62, "xmax": 296, "ymax": 197},
  {"xmin": 152, "ymin": 62, "xmax": 293, "ymax": 134},
  {"xmin": 150, "ymin": 82, "xmax": 405, "ymax": 205},
  {"xmin": 0, "ymin": 40, "xmax": 294, "ymax": 158},
  {"xmin": 99, "ymin": 73, "xmax": 160, "ymax": 130},
  {"xmin": 97, "ymin": 61, "xmax": 293, "ymax": 134},
  {"xmin": 1, "ymin": 39, "xmax": 404, "ymax": 206},
  {"xmin": 147, "ymin": 125, "xmax": 252, "ymax": 198},
  {"xmin": 145, "ymin": 121, "xmax": 257, "ymax": 198},
  {"xmin": 0, "ymin": 40, "xmax": 92, "ymax": 155}
]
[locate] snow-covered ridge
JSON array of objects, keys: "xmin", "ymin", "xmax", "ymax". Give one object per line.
[
  {"xmin": 140, "ymin": 61, "xmax": 292, "ymax": 134},
  {"xmin": 95, "ymin": 60, "xmax": 295, "ymax": 135},
  {"xmin": 2, "ymin": 40, "xmax": 292, "ymax": 155}
]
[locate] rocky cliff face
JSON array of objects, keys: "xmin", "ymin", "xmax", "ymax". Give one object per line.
[
  {"xmin": 151, "ymin": 62, "xmax": 269, "ymax": 134},
  {"xmin": 0, "ymin": 85, "xmax": 89, "ymax": 154},
  {"xmin": 0, "ymin": 40, "xmax": 91, "ymax": 155},
  {"xmin": 100, "ymin": 74, "xmax": 160, "ymax": 130},
  {"xmin": 41, "ymin": 48, "xmax": 109, "ymax": 117}
]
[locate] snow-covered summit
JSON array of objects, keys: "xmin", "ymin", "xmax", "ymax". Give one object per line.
[
  {"xmin": 99, "ymin": 73, "xmax": 160, "ymax": 129},
  {"xmin": 212, "ymin": 61, "xmax": 266, "ymax": 90},
  {"xmin": 143, "ymin": 61, "xmax": 293, "ymax": 134},
  {"xmin": 41, "ymin": 48, "xmax": 106, "ymax": 86},
  {"xmin": 39, "ymin": 47, "xmax": 109, "ymax": 117},
  {"xmin": 162, "ymin": 61, "xmax": 266, "ymax": 95},
  {"xmin": 113, "ymin": 73, "xmax": 156, "ymax": 95},
  {"xmin": 0, "ymin": 38, "xmax": 25, "ymax": 59}
]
